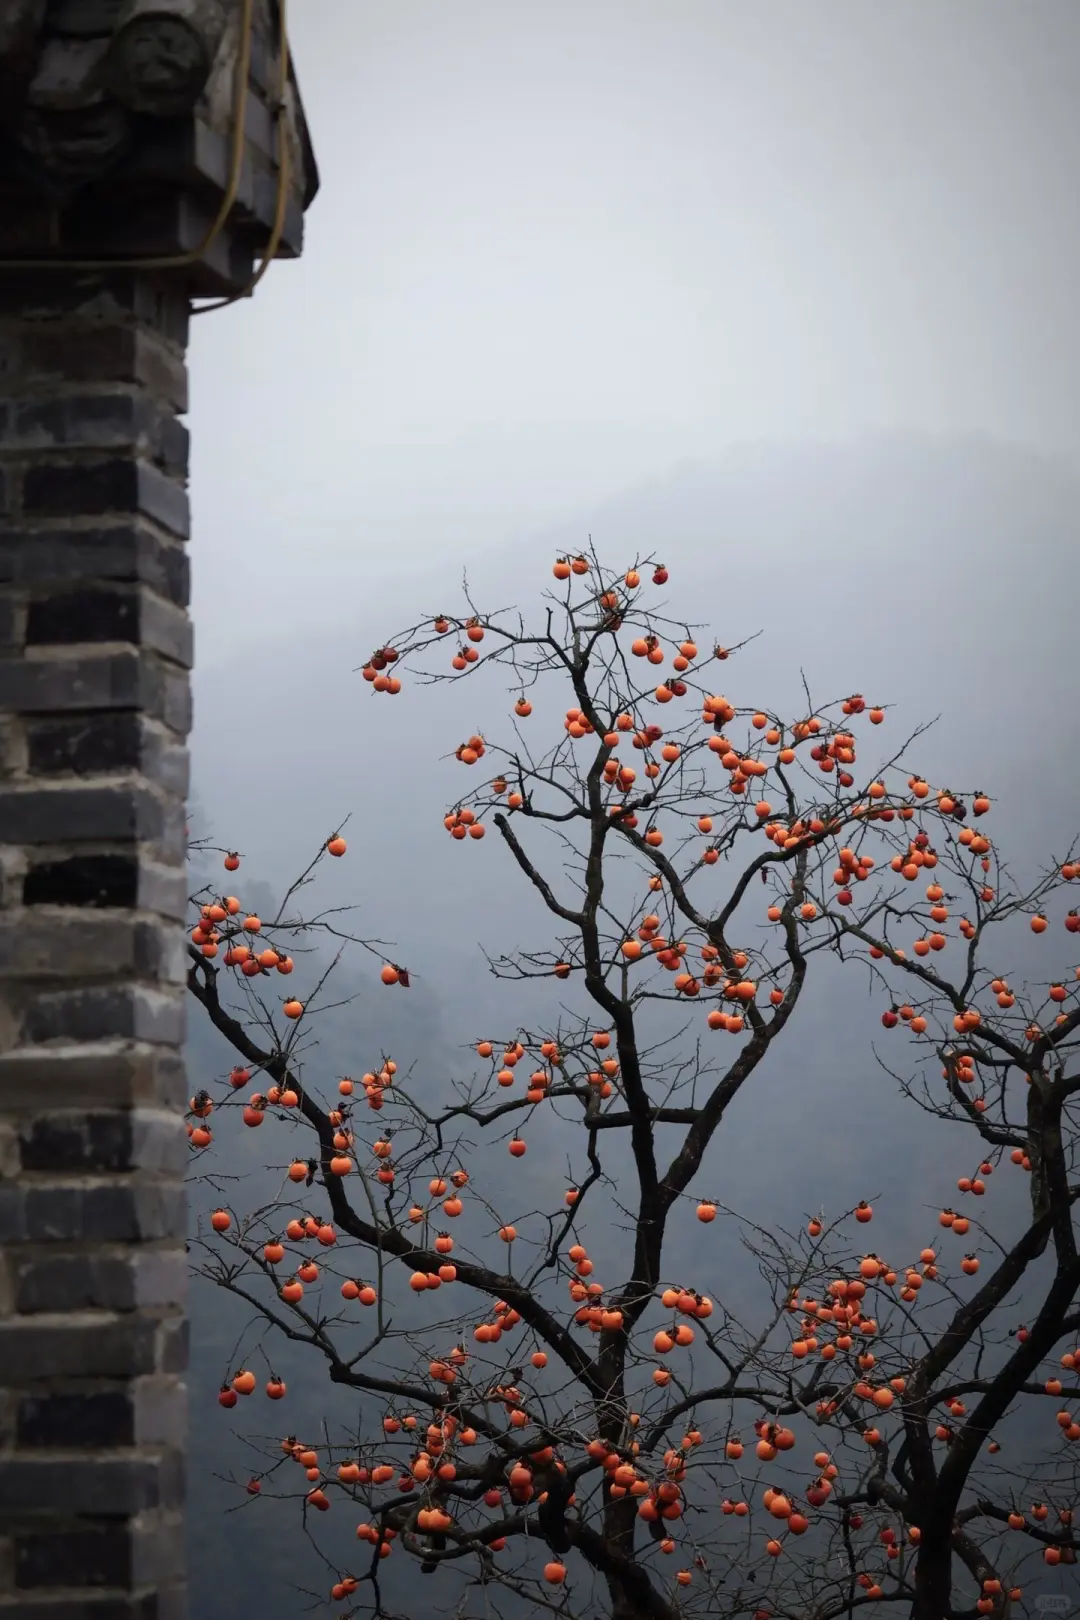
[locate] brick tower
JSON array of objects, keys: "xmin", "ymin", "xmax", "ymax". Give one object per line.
[{"xmin": 0, "ymin": 4, "xmax": 318, "ymax": 1615}]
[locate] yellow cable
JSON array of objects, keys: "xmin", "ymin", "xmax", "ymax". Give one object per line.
[
  {"xmin": 0, "ymin": 0, "xmax": 287, "ymax": 308},
  {"xmin": 192, "ymin": 0, "xmax": 290, "ymax": 313}
]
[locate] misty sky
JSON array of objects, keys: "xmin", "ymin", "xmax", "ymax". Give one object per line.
[
  {"xmin": 189, "ymin": 1, "xmax": 1080, "ymax": 646},
  {"xmin": 182, "ymin": 17, "xmax": 1080, "ymax": 1612}
]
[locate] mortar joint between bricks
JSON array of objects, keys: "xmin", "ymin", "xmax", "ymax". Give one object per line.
[
  {"xmin": 1, "ymin": 771, "xmax": 177, "ymax": 800},
  {"xmin": 20, "ymin": 642, "xmax": 176, "ymax": 662}
]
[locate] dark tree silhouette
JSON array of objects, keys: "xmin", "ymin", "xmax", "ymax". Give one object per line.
[{"xmin": 186, "ymin": 548, "xmax": 1080, "ymax": 1620}]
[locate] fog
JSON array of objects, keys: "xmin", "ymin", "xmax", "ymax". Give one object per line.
[
  {"xmin": 184, "ymin": 5, "xmax": 1080, "ymax": 1615},
  {"xmin": 190, "ymin": 0, "xmax": 1080, "ymax": 646}
]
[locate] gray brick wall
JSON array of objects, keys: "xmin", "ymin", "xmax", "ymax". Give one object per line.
[{"xmin": 0, "ymin": 270, "xmax": 191, "ymax": 1620}]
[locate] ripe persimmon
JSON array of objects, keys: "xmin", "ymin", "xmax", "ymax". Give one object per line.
[{"xmin": 187, "ymin": 558, "xmax": 1079, "ymax": 1600}]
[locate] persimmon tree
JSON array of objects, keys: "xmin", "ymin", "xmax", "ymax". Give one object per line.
[{"xmin": 186, "ymin": 548, "xmax": 1080, "ymax": 1620}]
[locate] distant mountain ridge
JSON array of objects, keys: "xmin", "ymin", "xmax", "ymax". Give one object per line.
[{"xmin": 186, "ymin": 432, "xmax": 1079, "ymax": 1618}]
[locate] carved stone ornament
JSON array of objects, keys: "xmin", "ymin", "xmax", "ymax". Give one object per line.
[
  {"xmin": 102, "ymin": 0, "xmax": 229, "ymax": 116},
  {"xmin": 0, "ymin": 0, "xmax": 319, "ymax": 297}
]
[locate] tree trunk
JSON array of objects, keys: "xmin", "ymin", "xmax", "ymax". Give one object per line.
[
  {"xmin": 607, "ymin": 1580, "xmax": 665, "ymax": 1620},
  {"xmin": 910, "ymin": 1536, "xmax": 952, "ymax": 1620}
]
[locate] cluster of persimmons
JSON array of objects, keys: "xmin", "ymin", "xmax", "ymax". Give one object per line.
[{"xmin": 188, "ymin": 552, "xmax": 1079, "ymax": 1617}]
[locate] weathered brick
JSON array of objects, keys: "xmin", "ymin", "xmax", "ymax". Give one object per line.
[
  {"xmin": 131, "ymin": 726, "xmax": 189, "ymax": 801},
  {"xmin": 16, "ymin": 324, "xmax": 188, "ymax": 414},
  {"xmin": 15, "ymin": 1509, "xmax": 187, "ymax": 1592},
  {"xmin": 132, "ymin": 1379, "xmax": 186, "ymax": 1452},
  {"xmin": 0, "ymin": 854, "xmax": 27, "ymax": 916},
  {"xmin": 28, "ymin": 587, "xmax": 147, "ymax": 647},
  {"xmin": 0, "ymin": 712, "xmax": 27, "ymax": 781},
  {"xmin": 0, "ymin": 594, "xmax": 21, "ymax": 649},
  {"xmin": 0, "ymin": 1316, "xmax": 158, "ymax": 1381},
  {"xmin": 2, "ymin": 1183, "xmax": 186, "ymax": 1248},
  {"xmin": 23, "ymin": 854, "xmax": 139, "ymax": 908},
  {"xmin": 17, "ymin": 1378, "xmax": 189, "ymax": 1454},
  {"xmin": 27, "ymin": 588, "xmax": 127, "ymax": 645},
  {"xmin": 138, "ymin": 1523, "xmax": 186, "ymax": 1594},
  {"xmin": 0, "ymin": 1121, "xmax": 19, "ymax": 1176},
  {"xmin": 0, "ymin": 1044, "xmax": 186, "ymax": 1111},
  {"xmin": 0, "ymin": 525, "xmax": 189, "ymax": 608},
  {"xmin": 0, "ymin": 1454, "xmax": 184, "ymax": 1516},
  {"xmin": 0, "ymin": 651, "xmax": 189, "ymax": 726},
  {"xmin": 155, "ymin": 415, "xmax": 189, "ymax": 480},
  {"xmin": 155, "ymin": 1316, "xmax": 188, "ymax": 1376},
  {"xmin": 24, "ymin": 713, "xmax": 189, "ymax": 786},
  {"xmin": 0, "ymin": 324, "xmax": 21, "ymax": 383},
  {"xmin": 15, "ymin": 1523, "xmax": 133, "ymax": 1589},
  {"xmin": 0, "ymin": 917, "xmax": 185, "ymax": 982},
  {"xmin": 129, "ymin": 592, "xmax": 191, "ymax": 668},
  {"xmin": 0, "ymin": 1590, "xmax": 181, "ymax": 1620},
  {"xmin": 13, "ymin": 1251, "xmax": 187, "ymax": 1313},
  {"xmin": 10, "ymin": 395, "xmax": 189, "ymax": 477},
  {"xmin": 24, "ymin": 587, "xmax": 192, "ymax": 667},
  {"xmin": 20, "ymin": 854, "xmax": 186, "ymax": 919},
  {"xmin": 129, "ymin": 1114, "xmax": 188, "ymax": 1175},
  {"xmin": 10, "ymin": 393, "xmax": 142, "ymax": 454},
  {"xmin": 132, "ymin": 862, "xmax": 186, "ymax": 923},
  {"xmin": 21, "ymin": 460, "xmax": 189, "ymax": 540},
  {"xmin": 19, "ymin": 1109, "xmax": 187, "ymax": 1175},
  {"xmin": 156, "ymin": 666, "xmax": 191, "ymax": 739},
  {"xmin": 25, "ymin": 712, "xmax": 141, "ymax": 777},
  {"xmin": 0, "ymin": 268, "xmax": 188, "ymax": 337},
  {"xmin": 0, "ymin": 784, "xmax": 168, "ymax": 843},
  {"xmin": 1, "ymin": 650, "xmax": 137, "ymax": 713},
  {"xmin": 18, "ymin": 1113, "xmax": 129, "ymax": 1173},
  {"xmin": 21, "ymin": 985, "xmax": 186, "ymax": 1046},
  {"xmin": 16, "ymin": 1390, "xmax": 136, "ymax": 1450}
]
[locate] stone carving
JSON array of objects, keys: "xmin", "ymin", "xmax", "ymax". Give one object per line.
[
  {"xmin": 102, "ymin": 0, "xmax": 229, "ymax": 116},
  {"xmin": 0, "ymin": 0, "xmax": 318, "ymax": 294}
]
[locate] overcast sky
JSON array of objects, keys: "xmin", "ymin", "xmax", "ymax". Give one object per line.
[
  {"xmin": 184, "ymin": 20, "xmax": 1080, "ymax": 1611},
  {"xmin": 188, "ymin": 0, "xmax": 1080, "ymax": 645}
]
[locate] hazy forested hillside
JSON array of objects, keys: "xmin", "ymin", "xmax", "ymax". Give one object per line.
[{"xmin": 185, "ymin": 436, "xmax": 1080, "ymax": 1617}]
